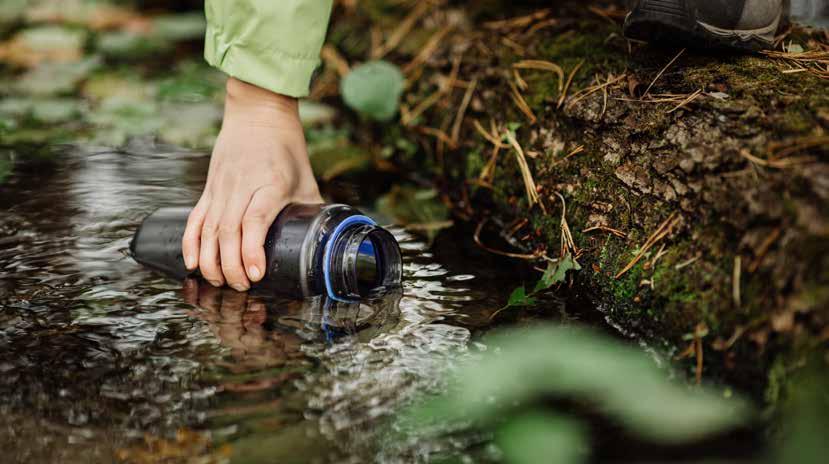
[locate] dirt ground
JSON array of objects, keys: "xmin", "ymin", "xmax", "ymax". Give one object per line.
[{"xmin": 320, "ymin": 1, "xmax": 829, "ymax": 400}]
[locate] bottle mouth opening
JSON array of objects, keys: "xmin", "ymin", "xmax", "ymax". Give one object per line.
[{"xmin": 323, "ymin": 216, "xmax": 402, "ymax": 301}]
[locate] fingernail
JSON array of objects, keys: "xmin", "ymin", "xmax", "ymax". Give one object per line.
[
  {"xmin": 208, "ymin": 280, "xmax": 222, "ymax": 287},
  {"xmin": 248, "ymin": 266, "xmax": 261, "ymax": 281},
  {"xmin": 232, "ymin": 283, "xmax": 249, "ymax": 292},
  {"xmin": 184, "ymin": 254, "xmax": 195, "ymax": 270}
]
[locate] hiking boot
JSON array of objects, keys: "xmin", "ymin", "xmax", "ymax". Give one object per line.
[{"xmin": 623, "ymin": 0, "xmax": 784, "ymax": 50}]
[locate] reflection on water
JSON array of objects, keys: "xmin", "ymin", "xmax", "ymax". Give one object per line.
[{"xmin": 0, "ymin": 141, "xmax": 539, "ymax": 463}]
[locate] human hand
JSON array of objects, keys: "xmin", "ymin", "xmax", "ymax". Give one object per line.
[{"xmin": 182, "ymin": 77, "xmax": 322, "ymax": 291}]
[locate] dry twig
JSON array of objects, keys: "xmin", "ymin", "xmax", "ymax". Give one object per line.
[
  {"xmin": 566, "ymin": 72, "xmax": 627, "ymax": 110},
  {"xmin": 508, "ymin": 79, "xmax": 537, "ymax": 124},
  {"xmin": 451, "ymin": 79, "xmax": 477, "ymax": 144},
  {"xmin": 474, "ymin": 218, "xmax": 542, "ymax": 260},
  {"xmin": 373, "ymin": 2, "xmax": 431, "ymax": 58},
  {"xmin": 553, "ymin": 192, "xmax": 578, "ymax": 257},
  {"xmin": 733, "ymin": 256, "xmax": 742, "ymax": 309},
  {"xmin": 320, "ymin": 44, "xmax": 350, "ymax": 76},
  {"xmin": 615, "ymin": 212, "xmax": 682, "ymax": 279},
  {"xmin": 557, "ymin": 60, "xmax": 584, "ymax": 109},
  {"xmin": 513, "ymin": 60, "xmax": 565, "ymax": 93},
  {"xmin": 666, "ymin": 88, "xmax": 703, "ymax": 113},
  {"xmin": 762, "ymin": 48, "xmax": 829, "ymax": 80},
  {"xmin": 551, "ymin": 144, "xmax": 585, "ymax": 167},
  {"xmin": 582, "ymin": 225, "xmax": 627, "ymax": 239},
  {"xmin": 402, "ymin": 25, "xmax": 452, "ymax": 74},
  {"xmin": 505, "ymin": 129, "xmax": 540, "ymax": 208},
  {"xmin": 642, "ymin": 48, "xmax": 686, "ymax": 99},
  {"xmin": 483, "ymin": 9, "xmax": 552, "ymax": 31}
]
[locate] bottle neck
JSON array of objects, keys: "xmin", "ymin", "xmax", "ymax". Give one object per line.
[{"xmin": 323, "ymin": 216, "xmax": 402, "ymax": 301}]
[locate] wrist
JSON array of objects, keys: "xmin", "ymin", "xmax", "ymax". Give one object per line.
[{"xmin": 224, "ymin": 77, "xmax": 300, "ymax": 127}]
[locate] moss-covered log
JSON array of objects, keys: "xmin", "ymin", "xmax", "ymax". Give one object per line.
[{"xmin": 323, "ymin": 2, "xmax": 829, "ymax": 398}]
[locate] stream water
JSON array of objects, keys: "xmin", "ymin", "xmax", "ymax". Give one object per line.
[{"xmin": 0, "ymin": 141, "xmax": 570, "ymax": 463}]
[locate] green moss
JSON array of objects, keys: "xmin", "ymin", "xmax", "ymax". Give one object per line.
[
  {"xmin": 520, "ymin": 20, "xmax": 628, "ymax": 110},
  {"xmin": 611, "ymin": 258, "xmax": 645, "ymax": 301},
  {"xmin": 530, "ymin": 213, "xmax": 562, "ymax": 245},
  {"xmin": 464, "ymin": 146, "xmax": 487, "ymax": 180},
  {"xmin": 779, "ymin": 107, "xmax": 818, "ymax": 134}
]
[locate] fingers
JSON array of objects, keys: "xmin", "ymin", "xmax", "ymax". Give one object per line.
[
  {"xmin": 194, "ymin": 186, "xmax": 273, "ymax": 291},
  {"xmin": 182, "ymin": 196, "xmax": 208, "ymax": 271},
  {"xmin": 218, "ymin": 188, "xmax": 254, "ymax": 291},
  {"xmin": 242, "ymin": 186, "xmax": 286, "ymax": 283},
  {"xmin": 199, "ymin": 201, "xmax": 225, "ymax": 287}
]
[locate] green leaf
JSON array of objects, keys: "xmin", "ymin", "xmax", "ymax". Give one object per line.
[
  {"xmin": 501, "ymin": 122, "xmax": 522, "ymax": 143},
  {"xmin": 507, "ymin": 286, "xmax": 535, "ymax": 307},
  {"xmin": 406, "ymin": 325, "xmax": 752, "ymax": 444},
  {"xmin": 534, "ymin": 253, "xmax": 581, "ymax": 292},
  {"xmin": 340, "ymin": 60, "xmax": 404, "ymax": 122},
  {"xmin": 376, "ymin": 185, "xmax": 451, "ymax": 242},
  {"xmin": 497, "ymin": 412, "xmax": 587, "ymax": 464}
]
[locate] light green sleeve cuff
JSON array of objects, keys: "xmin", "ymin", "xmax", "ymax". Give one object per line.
[{"xmin": 204, "ymin": 0, "xmax": 334, "ymax": 98}]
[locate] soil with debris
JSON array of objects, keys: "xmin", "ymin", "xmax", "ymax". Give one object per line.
[{"xmin": 323, "ymin": 1, "xmax": 829, "ymax": 400}]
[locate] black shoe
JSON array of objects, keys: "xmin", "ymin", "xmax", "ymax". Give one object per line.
[{"xmin": 623, "ymin": 0, "xmax": 784, "ymax": 50}]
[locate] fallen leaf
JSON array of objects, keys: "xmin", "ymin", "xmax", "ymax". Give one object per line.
[
  {"xmin": 14, "ymin": 56, "xmax": 101, "ymax": 96},
  {"xmin": 0, "ymin": 25, "xmax": 87, "ymax": 68},
  {"xmin": 376, "ymin": 185, "xmax": 451, "ymax": 240},
  {"xmin": 25, "ymin": 0, "xmax": 143, "ymax": 30}
]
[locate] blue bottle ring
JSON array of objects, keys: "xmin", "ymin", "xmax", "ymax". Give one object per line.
[{"xmin": 322, "ymin": 215, "xmax": 376, "ymax": 301}]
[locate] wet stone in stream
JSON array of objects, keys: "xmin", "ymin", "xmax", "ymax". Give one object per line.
[{"xmin": 0, "ymin": 143, "xmax": 551, "ymax": 463}]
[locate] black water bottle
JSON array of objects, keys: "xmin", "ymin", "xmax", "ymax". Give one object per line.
[{"xmin": 130, "ymin": 203, "xmax": 403, "ymax": 300}]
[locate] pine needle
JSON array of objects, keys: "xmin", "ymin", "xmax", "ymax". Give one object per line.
[
  {"xmin": 505, "ymin": 129, "xmax": 540, "ymax": 207},
  {"xmin": 615, "ymin": 212, "xmax": 681, "ymax": 279},
  {"xmin": 642, "ymin": 48, "xmax": 685, "ymax": 99}
]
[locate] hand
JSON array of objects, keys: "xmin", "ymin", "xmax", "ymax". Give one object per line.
[{"xmin": 182, "ymin": 77, "xmax": 322, "ymax": 291}]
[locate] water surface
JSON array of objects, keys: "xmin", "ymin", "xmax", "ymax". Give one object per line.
[{"xmin": 0, "ymin": 142, "xmax": 557, "ymax": 463}]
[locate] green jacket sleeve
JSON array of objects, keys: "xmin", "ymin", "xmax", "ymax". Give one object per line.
[{"xmin": 204, "ymin": 0, "xmax": 333, "ymax": 98}]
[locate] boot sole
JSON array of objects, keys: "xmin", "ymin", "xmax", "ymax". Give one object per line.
[{"xmin": 623, "ymin": 0, "xmax": 778, "ymax": 51}]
